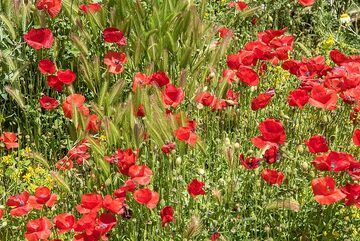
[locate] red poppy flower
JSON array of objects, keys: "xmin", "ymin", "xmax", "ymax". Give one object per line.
[
  {"xmin": 263, "ymin": 146, "xmax": 279, "ymax": 164},
  {"xmin": 133, "ymin": 188, "xmax": 159, "ymax": 209},
  {"xmin": 298, "ymin": 0, "xmax": 315, "ymax": 7},
  {"xmin": 341, "ymin": 183, "xmax": 360, "ymax": 207},
  {"xmin": 0, "ymin": 209, "xmax": 3, "ymax": 220},
  {"xmin": 261, "ymin": 169, "xmax": 284, "ymax": 186},
  {"xmin": 62, "ymin": 94, "xmax": 89, "ymax": 118},
  {"xmin": 311, "ymin": 176, "xmax": 345, "ymax": 205},
  {"xmin": 24, "ymin": 28, "xmax": 54, "ymax": 50},
  {"xmin": 162, "ymin": 84, "xmax": 185, "ymax": 108},
  {"xmin": 287, "ymin": 88, "xmax": 309, "ymax": 108},
  {"xmin": 352, "ymin": 129, "xmax": 360, "ymax": 146},
  {"xmin": 236, "ymin": 66, "xmax": 259, "ymax": 86},
  {"xmin": 330, "ymin": 49, "xmax": 349, "ymax": 65},
  {"xmin": 161, "ymin": 142, "xmax": 176, "ymax": 154},
  {"xmin": 38, "ymin": 59, "xmax": 56, "ymax": 75},
  {"xmin": 56, "ymin": 157, "xmax": 73, "ymax": 171},
  {"xmin": 309, "ymin": 85, "xmax": 338, "ymax": 111},
  {"xmin": 251, "ymin": 119, "xmax": 286, "ymax": 149},
  {"xmin": 211, "ymin": 232, "xmax": 221, "ymax": 241},
  {"xmin": 25, "ymin": 217, "xmax": 52, "ymax": 241},
  {"xmin": 103, "ymin": 195, "xmax": 125, "ymax": 215},
  {"xmin": 85, "ymin": 114, "xmax": 101, "ymax": 133},
  {"xmin": 236, "ymin": 1, "xmax": 248, "ymax": 10},
  {"xmin": 311, "ymin": 154, "xmax": 331, "ymax": 171},
  {"xmin": 57, "ymin": 69, "xmax": 76, "ymax": 85},
  {"xmin": 150, "ymin": 71, "xmax": 170, "ymax": 87},
  {"xmin": 348, "ymin": 160, "xmax": 360, "ymax": 180},
  {"xmin": 73, "ymin": 212, "xmax": 97, "ymax": 234},
  {"xmin": 104, "ymin": 51, "xmax": 127, "ymax": 74},
  {"xmin": 39, "ymin": 96, "xmax": 59, "ymax": 110},
  {"xmin": 29, "ymin": 186, "xmax": 57, "ymax": 208},
  {"xmin": 54, "ymin": 213, "xmax": 76, "ymax": 234},
  {"xmin": 103, "ymin": 27, "xmax": 127, "ymax": 46},
  {"xmin": 105, "ymin": 148, "xmax": 137, "ymax": 176},
  {"xmin": 175, "ymin": 125, "xmax": 197, "ymax": 146},
  {"xmin": 114, "ymin": 179, "xmax": 137, "ymax": 198},
  {"xmin": 251, "ymin": 89, "xmax": 275, "ymax": 110},
  {"xmin": 187, "ymin": 179, "xmax": 206, "ymax": 198},
  {"xmin": 79, "ymin": 3, "xmax": 101, "ymax": 13},
  {"xmin": 160, "ymin": 206, "xmax": 174, "ymax": 227},
  {"xmin": 0, "ymin": 132, "xmax": 19, "ymax": 149},
  {"xmin": 36, "ymin": 0, "xmax": 62, "ymax": 18},
  {"xmin": 96, "ymin": 213, "xmax": 117, "ymax": 235},
  {"xmin": 240, "ymin": 154, "xmax": 261, "ymax": 169},
  {"xmin": 6, "ymin": 191, "xmax": 32, "ymax": 217},
  {"xmin": 128, "ymin": 164, "xmax": 153, "ymax": 185},
  {"xmin": 218, "ymin": 27, "xmax": 233, "ymax": 38},
  {"xmin": 47, "ymin": 75, "xmax": 64, "ymax": 92},
  {"xmin": 305, "ymin": 135, "xmax": 329, "ymax": 154},
  {"xmin": 132, "ymin": 72, "xmax": 151, "ymax": 91},
  {"xmin": 76, "ymin": 194, "xmax": 103, "ymax": 214},
  {"xmin": 326, "ymin": 151, "xmax": 352, "ymax": 172},
  {"xmin": 196, "ymin": 92, "xmax": 217, "ymax": 107}
]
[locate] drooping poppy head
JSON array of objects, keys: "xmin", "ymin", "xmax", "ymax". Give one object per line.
[
  {"xmin": 252, "ymin": 119, "xmax": 286, "ymax": 149},
  {"xmin": 311, "ymin": 176, "xmax": 345, "ymax": 205},
  {"xmin": 251, "ymin": 89, "xmax": 275, "ymax": 111},
  {"xmin": 85, "ymin": 114, "xmax": 101, "ymax": 133},
  {"xmin": 133, "ymin": 188, "xmax": 159, "ymax": 209},
  {"xmin": 263, "ymin": 146, "xmax": 279, "ymax": 164},
  {"xmin": 38, "ymin": 59, "xmax": 56, "ymax": 75},
  {"xmin": 150, "ymin": 71, "xmax": 170, "ymax": 88},
  {"xmin": 287, "ymin": 88, "xmax": 309, "ymax": 108},
  {"xmin": 24, "ymin": 28, "xmax": 54, "ymax": 50},
  {"xmin": 160, "ymin": 206, "xmax": 174, "ymax": 227},
  {"xmin": 79, "ymin": 3, "xmax": 101, "ymax": 13},
  {"xmin": 239, "ymin": 154, "xmax": 261, "ymax": 169},
  {"xmin": 162, "ymin": 84, "xmax": 185, "ymax": 108},
  {"xmin": 54, "ymin": 213, "xmax": 76, "ymax": 234},
  {"xmin": 0, "ymin": 132, "xmax": 19, "ymax": 149},
  {"xmin": 298, "ymin": 0, "xmax": 315, "ymax": 7},
  {"xmin": 103, "ymin": 195, "xmax": 125, "ymax": 215},
  {"xmin": 128, "ymin": 165, "xmax": 153, "ymax": 186},
  {"xmin": 25, "ymin": 217, "xmax": 52, "ymax": 241},
  {"xmin": 36, "ymin": 0, "xmax": 62, "ymax": 18},
  {"xmin": 305, "ymin": 135, "xmax": 329, "ymax": 154},
  {"xmin": 187, "ymin": 179, "xmax": 206, "ymax": 198},
  {"xmin": 103, "ymin": 27, "xmax": 127, "ymax": 46},
  {"xmin": 39, "ymin": 96, "xmax": 59, "ymax": 110},
  {"xmin": 104, "ymin": 51, "xmax": 127, "ymax": 74},
  {"xmin": 261, "ymin": 169, "xmax": 285, "ymax": 186}
]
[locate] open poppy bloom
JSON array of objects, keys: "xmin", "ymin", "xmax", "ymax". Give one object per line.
[
  {"xmin": 150, "ymin": 71, "xmax": 170, "ymax": 88},
  {"xmin": 132, "ymin": 72, "xmax": 151, "ymax": 91},
  {"xmin": 39, "ymin": 96, "xmax": 59, "ymax": 110},
  {"xmin": 236, "ymin": 66, "xmax": 259, "ymax": 86},
  {"xmin": 85, "ymin": 114, "xmax": 101, "ymax": 133},
  {"xmin": 240, "ymin": 154, "xmax": 261, "ymax": 169},
  {"xmin": 47, "ymin": 75, "xmax": 64, "ymax": 92},
  {"xmin": 0, "ymin": 132, "xmax": 19, "ymax": 149},
  {"xmin": 160, "ymin": 206, "xmax": 174, "ymax": 226},
  {"xmin": 79, "ymin": 3, "xmax": 101, "ymax": 13},
  {"xmin": 103, "ymin": 27, "xmax": 127, "ymax": 46},
  {"xmin": 298, "ymin": 0, "xmax": 315, "ymax": 7},
  {"xmin": 211, "ymin": 232, "xmax": 221, "ymax": 241},
  {"xmin": 175, "ymin": 124, "xmax": 197, "ymax": 146},
  {"xmin": 29, "ymin": 186, "xmax": 57, "ymax": 209},
  {"xmin": 251, "ymin": 118, "xmax": 286, "ymax": 149},
  {"xmin": 105, "ymin": 148, "xmax": 138, "ymax": 176},
  {"xmin": 104, "ymin": 51, "xmax": 127, "ymax": 74},
  {"xmin": 6, "ymin": 191, "xmax": 33, "ymax": 217},
  {"xmin": 352, "ymin": 129, "xmax": 360, "ymax": 146},
  {"xmin": 24, "ymin": 28, "xmax": 54, "ymax": 50},
  {"xmin": 57, "ymin": 69, "xmax": 76, "ymax": 85},
  {"xmin": 96, "ymin": 213, "xmax": 117, "ymax": 235},
  {"xmin": 62, "ymin": 94, "xmax": 89, "ymax": 118},
  {"xmin": 54, "ymin": 213, "xmax": 76, "ymax": 234},
  {"xmin": 73, "ymin": 212, "xmax": 97, "ymax": 235},
  {"xmin": 114, "ymin": 179, "xmax": 137, "ymax": 198},
  {"xmin": 309, "ymin": 85, "xmax": 338, "ymax": 111},
  {"xmin": 25, "ymin": 217, "xmax": 52, "ymax": 241},
  {"xmin": 162, "ymin": 84, "xmax": 185, "ymax": 108},
  {"xmin": 128, "ymin": 164, "xmax": 153, "ymax": 185},
  {"xmin": 36, "ymin": 0, "xmax": 62, "ymax": 18},
  {"xmin": 261, "ymin": 169, "xmax": 284, "ymax": 186},
  {"xmin": 103, "ymin": 195, "xmax": 125, "ymax": 214},
  {"xmin": 133, "ymin": 188, "xmax": 159, "ymax": 209},
  {"xmin": 287, "ymin": 88, "xmax": 309, "ymax": 108},
  {"xmin": 196, "ymin": 92, "xmax": 217, "ymax": 107},
  {"xmin": 251, "ymin": 89, "xmax": 275, "ymax": 110},
  {"xmin": 187, "ymin": 179, "xmax": 206, "ymax": 198},
  {"xmin": 76, "ymin": 194, "xmax": 103, "ymax": 214},
  {"xmin": 38, "ymin": 59, "xmax": 56, "ymax": 75},
  {"xmin": 305, "ymin": 135, "xmax": 329, "ymax": 154},
  {"xmin": 341, "ymin": 183, "xmax": 360, "ymax": 208},
  {"xmin": 311, "ymin": 176, "xmax": 345, "ymax": 205}
]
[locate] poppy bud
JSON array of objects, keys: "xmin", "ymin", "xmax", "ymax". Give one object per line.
[{"xmin": 176, "ymin": 157, "xmax": 182, "ymax": 165}]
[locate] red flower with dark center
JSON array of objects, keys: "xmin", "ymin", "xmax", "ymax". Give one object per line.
[
  {"xmin": 298, "ymin": 0, "xmax": 315, "ymax": 7},
  {"xmin": 103, "ymin": 27, "xmax": 127, "ymax": 46},
  {"xmin": 352, "ymin": 129, "xmax": 360, "ymax": 146},
  {"xmin": 79, "ymin": 3, "xmax": 101, "ymax": 13},
  {"xmin": 287, "ymin": 88, "xmax": 309, "ymax": 108},
  {"xmin": 161, "ymin": 142, "xmax": 176, "ymax": 154},
  {"xmin": 103, "ymin": 195, "xmax": 125, "ymax": 215},
  {"xmin": 47, "ymin": 75, "xmax": 64, "ymax": 92},
  {"xmin": 236, "ymin": 66, "xmax": 259, "ymax": 86},
  {"xmin": 38, "ymin": 59, "xmax": 56, "ymax": 75},
  {"xmin": 187, "ymin": 179, "xmax": 206, "ymax": 198},
  {"xmin": 348, "ymin": 160, "xmax": 360, "ymax": 180},
  {"xmin": 0, "ymin": 132, "xmax": 19, "ymax": 149},
  {"xmin": 326, "ymin": 151, "xmax": 352, "ymax": 172},
  {"xmin": 39, "ymin": 96, "xmax": 59, "ymax": 110},
  {"xmin": 24, "ymin": 28, "xmax": 54, "ymax": 50},
  {"xmin": 133, "ymin": 188, "xmax": 159, "ymax": 209},
  {"xmin": 128, "ymin": 164, "xmax": 153, "ymax": 185},
  {"xmin": 261, "ymin": 169, "xmax": 285, "ymax": 186},
  {"xmin": 311, "ymin": 176, "xmax": 345, "ymax": 205},
  {"xmin": 341, "ymin": 183, "xmax": 360, "ymax": 207},
  {"xmin": 7, "ymin": 191, "xmax": 32, "ymax": 217},
  {"xmin": 240, "ymin": 154, "xmax": 261, "ymax": 169},
  {"xmin": 160, "ymin": 206, "xmax": 174, "ymax": 227},
  {"xmin": 36, "ymin": 0, "xmax": 62, "ymax": 18},
  {"xmin": 305, "ymin": 135, "xmax": 329, "ymax": 154},
  {"xmin": 62, "ymin": 94, "xmax": 89, "ymax": 119},
  {"xmin": 309, "ymin": 85, "xmax": 337, "ymax": 110},
  {"xmin": 25, "ymin": 217, "xmax": 52, "ymax": 241},
  {"xmin": 150, "ymin": 71, "xmax": 170, "ymax": 87},
  {"xmin": 57, "ymin": 69, "xmax": 76, "ymax": 85},
  {"xmin": 263, "ymin": 146, "xmax": 279, "ymax": 164},
  {"xmin": 54, "ymin": 213, "xmax": 76, "ymax": 234},
  {"xmin": 76, "ymin": 194, "xmax": 103, "ymax": 214},
  {"xmin": 162, "ymin": 84, "xmax": 185, "ymax": 108},
  {"xmin": 104, "ymin": 51, "xmax": 127, "ymax": 74},
  {"xmin": 251, "ymin": 89, "xmax": 275, "ymax": 110},
  {"xmin": 29, "ymin": 186, "xmax": 57, "ymax": 208},
  {"xmin": 251, "ymin": 119, "xmax": 286, "ymax": 149}
]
